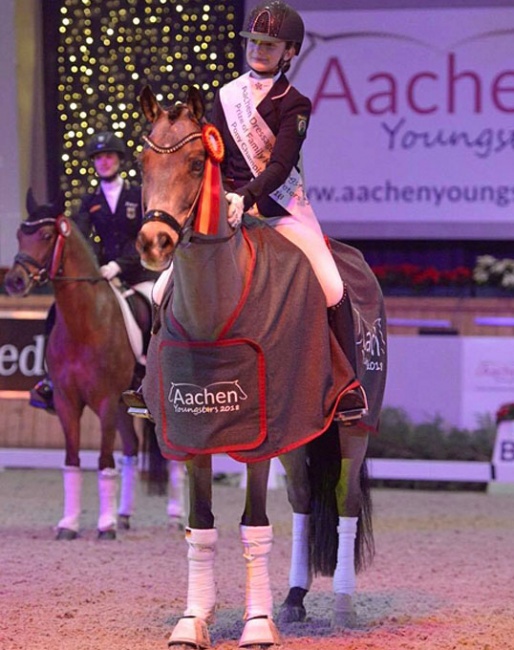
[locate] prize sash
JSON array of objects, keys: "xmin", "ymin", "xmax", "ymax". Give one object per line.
[{"xmin": 220, "ymin": 72, "xmax": 317, "ymax": 222}]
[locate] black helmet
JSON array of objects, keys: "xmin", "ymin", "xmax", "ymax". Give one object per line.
[
  {"xmin": 240, "ymin": 1, "xmax": 305, "ymax": 54},
  {"xmin": 86, "ymin": 132, "xmax": 126, "ymax": 159}
]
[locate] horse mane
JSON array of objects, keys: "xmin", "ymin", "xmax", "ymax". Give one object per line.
[{"xmin": 66, "ymin": 218, "xmax": 103, "ymax": 272}]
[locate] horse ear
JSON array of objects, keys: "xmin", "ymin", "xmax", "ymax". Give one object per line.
[
  {"xmin": 140, "ymin": 85, "xmax": 162, "ymax": 123},
  {"xmin": 26, "ymin": 188, "xmax": 39, "ymax": 216},
  {"xmin": 186, "ymin": 86, "xmax": 205, "ymax": 122}
]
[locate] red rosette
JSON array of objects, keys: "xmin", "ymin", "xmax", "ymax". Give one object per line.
[{"xmin": 202, "ymin": 124, "xmax": 225, "ymax": 163}]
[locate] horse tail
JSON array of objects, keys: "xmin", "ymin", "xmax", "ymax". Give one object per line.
[
  {"xmin": 308, "ymin": 422, "xmax": 340, "ymax": 577},
  {"xmin": 355, "ymin": 458, "xmax": 375, "ymax": 573},
  {"xmin": 308, "ymin": 422, "xmax": 375, "ymax": 576},
  {"xmin": 141, "ymin": 420, "xmax": 169, "ymax": 495}
]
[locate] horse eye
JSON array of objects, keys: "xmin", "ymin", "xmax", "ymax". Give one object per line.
[{"xmin": 191, "ymin": 158, "xmax": 205, "ymax": 174}]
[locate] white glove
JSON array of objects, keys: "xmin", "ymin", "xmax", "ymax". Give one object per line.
[
  {"xmin": 226, "ymin": 192, "xmax": 244, "ymax": 228},
  {"xmin": 100, "ymin": 261, "xmax": 122, "ymax": 280}
]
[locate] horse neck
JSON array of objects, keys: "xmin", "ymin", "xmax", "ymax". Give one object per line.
[
  {"xmin": 52, "ymin": 230, "xmax": 105, "ymax": 332},
  {"xmin": 171, "ymin": 230, "xmax": 249, "ymax": 340}
]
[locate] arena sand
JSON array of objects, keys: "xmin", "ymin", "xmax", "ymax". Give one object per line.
[{"xmin": 1, "ymin": 468, "xmax": 513, "ymax": 650}]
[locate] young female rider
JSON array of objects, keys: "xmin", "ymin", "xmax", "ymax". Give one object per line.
[{"xmin": 211, "ymin": 0, "xmax": 366, "ymax": 421}]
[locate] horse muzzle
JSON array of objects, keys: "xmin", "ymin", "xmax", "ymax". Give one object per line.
[{"xmin": 4, "ymin": 266, "xmax": 34, "ymax": 297}]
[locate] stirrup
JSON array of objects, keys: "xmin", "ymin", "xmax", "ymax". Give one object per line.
[
  {"xmin": 333, "ymin": 385, "xmax": 368, "ymax": 425},
  {"xmin": 122, "ymin": 388, "xmax": 154, "ymax": 421}
]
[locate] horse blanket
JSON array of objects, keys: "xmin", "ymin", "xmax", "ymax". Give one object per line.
[{"xmin": 143, "ymin": 218, "xmax": 386, "ymax": 462}]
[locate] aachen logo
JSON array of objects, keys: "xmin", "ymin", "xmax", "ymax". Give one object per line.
[
  {"xmin": 168, "ymin": 381, "xmax": 248, "ymax": 416},
  {"xmin": 355, "ymin": 314, "xmax": 386, "ymax": 373}
]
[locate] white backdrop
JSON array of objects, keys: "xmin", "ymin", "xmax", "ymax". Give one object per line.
[
  {"xmin": 290, "ymin": 7, "xmax": 514, "ymax": 239},
  {"xmin": 384, "ymin": 335, "xmax": 514, "ymax": 429}
]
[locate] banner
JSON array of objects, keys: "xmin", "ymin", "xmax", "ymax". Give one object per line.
[
  {"xmin": 291, "ymin": 8, "xmax": 514, "ymax": 239},
  {"xmin": 0, "ymin": 316, "xmax": 46, "ymax": 392}
]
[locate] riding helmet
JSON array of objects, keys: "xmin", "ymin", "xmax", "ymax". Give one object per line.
[
  {"xmin": 240, "ymin": 1, "xmax": 305, "ymax": 54},
  {"xmin": 85, "ymin": 132, "xmax": 126, "ymax": 159}
]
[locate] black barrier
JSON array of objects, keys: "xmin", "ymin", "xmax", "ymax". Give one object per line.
[{"xmin": 0, "ymin": 316, "xmax": 46, "ymax": 391}]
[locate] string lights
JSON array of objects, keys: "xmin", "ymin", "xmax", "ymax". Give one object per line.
[{"xmin": 51, "ymin": 0, "xmax": 242, "ymax": 209}]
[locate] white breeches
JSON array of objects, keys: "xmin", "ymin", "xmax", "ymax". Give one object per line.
[{"xmin": 269, "ymin": 215, "xmax": 343, "ymax": 307}]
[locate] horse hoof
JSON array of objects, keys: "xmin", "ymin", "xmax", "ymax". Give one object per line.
[
  {"xmin": 168, "ymin": 616, "xmax": 211, "ymax": 649},
  {"xmin": 277, "ymin": 602, "xmax": 306, "ymax": 624},
  {"xmin": 239, "ymin": 617, "xmax": 281, "ymax": 648},
  {"xmin": 169, "ymin": 514, "xmax": 185, "ymax": 531},
  {"xmin": 276, "ymin": 586, "xmax": 307, "ymax": 624},
  {"xmin": 97, "ymin": 529, "xmax": 117, "ymax": 541},
  {"xmin": 332, "ymin": 593, "xmax": 357, "ymax": 629},
  {"xmin": 55, "ymin": 527, "xmax": 78, "ymax": 541},
  {"xmin": 118, "ymin": 514, "xmax": 130, "ymax": 530}
]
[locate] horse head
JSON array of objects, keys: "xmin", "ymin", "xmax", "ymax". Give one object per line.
[
  {"xmin": 137, "ymin": 85, "xmax": 227, "ymax": 272},
  {"xmin": 4, "ymin": 189, "xmax": 70, "ymax": 296}
]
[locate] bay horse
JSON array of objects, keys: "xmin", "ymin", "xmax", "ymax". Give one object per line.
[
  {"xmin": 135, "ymin": 85, "xmax": 387, "ymax": 648},
  {"xmin": 4, "ymin": 190, "xmax": 185, "ymax": 539}
]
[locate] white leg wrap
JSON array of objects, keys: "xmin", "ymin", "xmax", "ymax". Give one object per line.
[
  {"xmin": 289, "ymin": 513, "xmax": 312, "ymax": 590},
  {"xmin": 97, "ymin": 468, "xmax": 119, "ymax": 532},
  {"xmin": 167, "ymin": 460, "xmax": 186, "ymax": 519},
  {"xmin": 118, "ymin": 455, "xmax": 138, "ymax": 517},
  {"xmin": 333, "ymin": 516, "xmax": 358, "ymax": 595},
  {"xmin": 240, "ymin": 525, "xmax": 274, "ymax": 620},
  {"xmin": 184, "ymin": 527, "xmax": 218, "ymax": 622},
  {"xmin": 57, "ymin": 465, "xmax": 82, "ymax": 532}
]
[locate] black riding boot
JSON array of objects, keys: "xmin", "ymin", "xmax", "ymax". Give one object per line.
[
  {"xmin": 328, "ymin": 291, "xmax": 368, "ymax": 425},
  {"xmin": 29, "ymin": 304, "xmax": 56, "ymax": 414}
]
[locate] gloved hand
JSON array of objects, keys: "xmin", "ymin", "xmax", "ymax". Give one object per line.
[
  {"xmin": 226, "ymin": 192, "xmax": 244, "ymax": 229},
  {"xmin": 100, "ymin": 261, "xmax": 122, "ymax": 280}
]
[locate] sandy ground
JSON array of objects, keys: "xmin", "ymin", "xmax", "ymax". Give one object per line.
[{"xmin": 1, "ymin": 468, "xmax": 513, "ymax": 650}]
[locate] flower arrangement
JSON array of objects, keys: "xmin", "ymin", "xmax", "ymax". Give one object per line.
[
  {"xmin": 496, "ymin": 402, "xmax": 514, "ymax": 424},
  {"xmin": 372, "ymin": 263, "xmax": 472, "ymax": 291},
  {"xmin": 472, "ymin": 255, "xmax": 514, "ymax": 290}
]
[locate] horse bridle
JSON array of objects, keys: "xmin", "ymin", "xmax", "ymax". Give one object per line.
[
  {"xmin": 141, "ymin": 111, "xmax": 233, "ymax": 245},
  {"xmin": 15, "ymin": 216, "xmax": 104, "ymax": 286},
  {"xmin": 141, "ymin": 125, "xmax": 204, "ymax": 244}
]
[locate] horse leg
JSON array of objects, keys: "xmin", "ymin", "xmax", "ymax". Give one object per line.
[
  {"xmin": 332, "ymin": 425, "xmax": 370, "ymax": 629},
  {"xmin": 168, "ymin": 455, "xmax": 215, "ymax": 649},
  {"xmin": 56, "ymin": 465, "xmax": 82, "ymax": 540},
  {"xmin": 277, "ymin": 447, "xmax": 312, "ymax": 624},
  {"xmin": 96, "ymin": 403, "xmax": 120, "ymax": 540},
  {"xmin": 239, "ymin": 460, "xmax": 281, "ymax": 648},
  {"xmin": 54, "ymin": 401, "xmax": 82, "ymax": 540},
  {"xmin": 167, "ymin": 460, "xmax": 187, "ymax": 529},
  {"xmin": 116, "ymin": 405, "xmax": 140, "ymax": 530}
]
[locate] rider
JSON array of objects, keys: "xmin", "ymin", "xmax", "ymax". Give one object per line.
[
  {"xmin": 211, "ymin": 0, "xmax": 366, "ymax": 421},
  {"xmin": 30, "ymin": 131, "xmax": 159, "ymax": 412}
]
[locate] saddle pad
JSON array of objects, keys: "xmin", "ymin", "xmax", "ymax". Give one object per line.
[{"xmin": 156, "ymin": 338, "xmax": 267, "ymax": 455}]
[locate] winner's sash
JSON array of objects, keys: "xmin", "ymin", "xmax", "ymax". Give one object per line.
[{"xmin": 220, "ymin": 73, "xmax": 316, "ymax": 222}]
